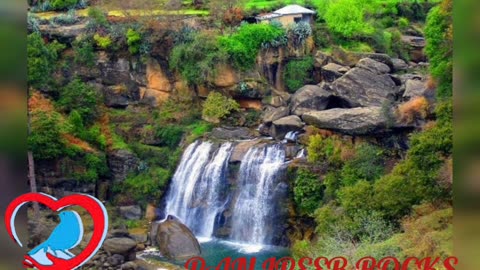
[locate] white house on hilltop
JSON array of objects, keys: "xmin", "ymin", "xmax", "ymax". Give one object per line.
[{"xmin": 255, "ymin": 4, "xmax": 316, "ymax": 27}]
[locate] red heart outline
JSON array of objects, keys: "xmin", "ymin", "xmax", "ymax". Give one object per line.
[{"xmin": 4, "ymin": 193, "xmax": 109, "ymax": 270}]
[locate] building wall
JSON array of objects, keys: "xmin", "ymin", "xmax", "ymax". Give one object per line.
[{"xmin": 261, "ymin": 14, "xmax": 313, "ymax": 27}]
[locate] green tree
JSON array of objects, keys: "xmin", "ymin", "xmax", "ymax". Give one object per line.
[
  {"xmin": 284, "ymin": 57, "xmax": 314, "ymax": 93},
  {"xmin": 28, "ymin": 111, "xmax": 66, "ymax": 160},
  {"xmin": 293, "ymin": 168, "xmax": 324, "ymax": 215},
  {"xmin": 28, "ymin": 32, "xmax": 65, "ymax": 89},
  {"xmin": 324, "ymin": 0, "xmax": 373, "ymax": 38},
  {"xmin": 170, "ymin": 33, "xmax": 227, "ymax": 85},
  {"xmin": 51, "ymin": 0, "xmax": 78, "ymax": 10},
  {"xmin": 424, "ymin": 0, "xmax": 452, "ymax": 99},
  {"xmin": 57, "ymin": 79, "xmax": 99, "ymax": 123},
  {"xmin": 202, "ymin": 92, "xmax": 240, "ymax": 123}
]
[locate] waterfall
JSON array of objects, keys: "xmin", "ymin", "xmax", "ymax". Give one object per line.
[
  {"xmin": 163, "ymin": 141, "xmax": 233, "ymax": 237},
  {"xmin": 230, "ymin": 144, "xmax": 288, "ymax": 245}
]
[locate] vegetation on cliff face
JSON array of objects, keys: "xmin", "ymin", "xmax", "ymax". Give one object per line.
[{"xmin": 27, "ymin": 0, "xmax": 451, "ymax": 261}]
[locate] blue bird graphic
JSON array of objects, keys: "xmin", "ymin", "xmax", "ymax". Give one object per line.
[{"xmin": 28, "ymin": 210, "xmax": 84, "ymax": 261}]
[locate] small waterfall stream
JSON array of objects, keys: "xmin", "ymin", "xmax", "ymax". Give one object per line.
[
  {"xmin": 230, "ymin": 144, "xmax": 288, "ymax": 245},
  {"xmin": 164, "ymin": 141, "xmax": 233, "ymax": 237},
  {"xmin": 163, "ymin": 140, "xmax": 289, "ymax": 246}
]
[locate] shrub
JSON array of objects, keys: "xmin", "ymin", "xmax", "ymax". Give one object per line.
[
  {"xmin": 155, "ymin": 124, "xmax": 185, "ymax": 148},
  {"xmin": 424, "ymin": 1, "xmax": 452, "ymax": 99},
  {"xmin": 340, "ymin": 143, "xmax": 385, "ymax": 186},
  {"xmin": 126, "ymin": 29, "xmax": 142, "ymax": 54},
  {"xmin": 28, "ymin": 32, "xmax": 65, "ymax": 89},
  {"xmin": 307, "ymin": 134, "xmax": 344, "ymax": 166},
  {"xmin": 324, "ymin": 0, "xmax": 373, "ymax": 38},
  {"xmin": 284, "ymin": 57, "xmax": 314, "ymax": 93},
  {"xmin": 397, "ymin": 96, "xmax": 429, "ymax": 124},
  {"xmin": 338, "ymin": 180, "xmax": 375, "ymax": 215},
  {"xmin": 87, "ymin": 7, "xmax": 108, "ymax": 28},
  {"xmin": 287, "ymin": 22, "xmax": 312, "ymax": 46},
  {"xmin": 68, "ymin": 111, "xmax": 106, "ymax": 150},
  {"xmin": 124, "ymin": 167, "xmax": 171, "ymax": 201},
  {"xmin": 28, "ymin": 13, "xmax": 40, "ymax": 32},
  {"xmin": 293, "ymin": 168, "xmax": 324, "ymax": 215},
  {"xmin": 397, "ymin": 17, "xmax": 410, "ymax": 30},
  {"xmin": 57, "ymin": 79, "xmax": 99, "ymax": 123},
  {"xmin": 170, "ymin": 33, "xmax": 226, "ymax": 85},
  {"xmin": 50, "ymin": 0, "xmax": 78, "ymax": 10},
  {"xmin": 73, "ymin": 38, "xmax": 95, "ymax": 67},
  {"xmin": 202, "ymin": 92, "xmax": 240, "ymax": 123},
  {"xmin": 93, "ymin": 34, "xmax": 112, "ymax": 50},
  {"xmin": 28, "ymin": 111, "xmax": 66, "ymax": 160},
  {"xmin": 218, "ymin": 23, "xmax": 286, "ymax": 70},
  {"xmin": 76, "ymin": 152, "xmax": 109, "ymax": 182},
  {"xmin": 53, "ymin": 9, "xmax": 79, "ymax": 25}
]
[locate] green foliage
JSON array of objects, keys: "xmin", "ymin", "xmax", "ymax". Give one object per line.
[
  {"xmin": 425, "ymin": 1, "xmax": 452, "ymax": 99},
  {"xmin": 58, "ymin": 79, "xmax": 99, "ymax": 123},
  {"xmin": 52, "ymin": 9, "xmax": 79, "ymax": 25},
  {"xmin": 75, "ymin": 152, "xmax": 109, "ymax": 183},
  {"xmin": 27, "ymin": 32, "xmax": 65, "ymax": 89},
  {"xmin": 306, "ymin": 134, "xmax": 343, "ymax": 166},
  {"xmin": 126, "ymin": 29, "xmax": 142, "ymax": 54},
  {"xmin": 284, "ymin": 57, "xmax": 314, "ymax": 93},
  {"xmin": 287, "ymin": 22, "xmax": 312, "ymax": 46},
  {"xmin": 293, "ymin": 168, "xmax": 324, "ymax": 215},
  {"xmin": 218, "ymin": 23, "xmax": 286, "ymax": 70},
  {"xmin": 170, "ymin": 33, "xmax": 226, "ymax": 85},
  {"xmin": 68, "ymin": 111, "xmax": 106, "ymax": 150},
  {"xmin": 397, "ymin": 17, "xmax": 410, "ymax": 30},
  {"xmin": 73, "ymin": 38, "xmax": 95, "ymax": 68},
  {"xmin": 93, "ymin": 34, "xmax": 112, "ymax": 50},
  {"xmin": 340, "ymin": 143, "xmax": 384, "ymax": 186},
  {"xmin": 28, "ymin": 111, "xmax": 66, "ymax": 160},
  {"xmin": 185, "ymin": 121, "xmax": 214, "ymax": 143},
  {"xmin": 124, "ymin": 167, "xmax": 171, "ymax": 201},
  {"xmin": 155, "ymin": 124, "xmax": 185, "ymax": 148},
  {"xmin": 50, "ymin": 0, "xmax": 78, "ymax": 10},
  {"xmin": 338, "ymin": 180, "xmax": 375, "ymax": 215},
  {"xmin": 202, "ymin": 92, "xmax": 240, "ymax": 123},
  {"xmin": 87, "ymin": 7, "xmax": 108, "ymax": 28},
  {"xmin": 324, "ymin": 0, "xmax": 373, "ymax": 38}
]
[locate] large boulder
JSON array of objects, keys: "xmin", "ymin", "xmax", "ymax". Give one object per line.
[
  {"xmin": 230, "ymin": 140, "xmax": 262, "ymax": 162},
  {"xmin": 119, "ymin": 205, "xmax": 142, "ymax": 220},
  {"xmin": 38, "ymin": 22, "xmax": 88, "ymax": 43},
  {"xmin": 154, "ymin": 215, "xmax": 201, "ymax": 260},
  {"xmin": 262, "ymin": 106, "xmax": 290, "ymax": 123},
  {"xmin": 108, "ymin": 150, "xmax": 139, "ymax": 182},
  {"xmin": 356, "ymin": 58, "xmax": 391, "ymax": 75},
  {"xmin": 401, "ymin": 35, "xmax": 426, "ymax": 63},
  {"xmin": 290, "ymin": 84, "xmax": 332, "ymax": 116},
  {"xmin": 103, "ymin": 85, "xmax": 130, "ymax": 108},
  {"xmin": 271, "ymin": 115, "xmax": 304, "ymax": 140},
  {"xmin": 302, "ymin": 107, "xmax": 388, "ymax": 135},
  {"xmin": 103, "ymin": 237, "xmax": 137, "ymax": 256},
  {"xmin": 392, "ymin": 58, "xmax": 409, "ymax": 72},
  {"xmin": 331, "ymin": 47, "xmax": 394, "ymax": 70},
  {"xmin": 321, "ymin": 63, "xmax": 349, "ymax": 82},
  {"xmin": 403, "ymin": 79, "xmax": 428, "ymax": 99},
  {"xmin": 209, "ymin": 127, "xmax": 254, "ymax": 140},
  {"xmin": 331, "ymin": 65, "xmax": 398, "ymax": 107}
]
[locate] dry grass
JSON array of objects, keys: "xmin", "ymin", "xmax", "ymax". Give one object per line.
[
  {"xmin": 28, "ymin": 90, "xmax": 55, "ymax": 113},
  {"xmin": 397, "ymin": 96, "xmax": 429, "ymax": 124},
  {"xmin": 63, "ymin": 134, "xmax": 97, "ymax": 153}
]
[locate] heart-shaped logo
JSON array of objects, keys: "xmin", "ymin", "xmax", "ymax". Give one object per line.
[{"xmin": 4, "ymin": 193, "xmax": 109, "ymax": 270}]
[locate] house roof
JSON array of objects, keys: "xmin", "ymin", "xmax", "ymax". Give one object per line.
[
  {"xmin": 256, "ymin": 4, "xmax": 316, "ymax": 20},
  {"xmin": 274, "ymin": 4, "xmax": 316, "ymax": 15}
]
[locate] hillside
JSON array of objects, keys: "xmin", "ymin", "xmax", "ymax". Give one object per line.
[{"xmin": 27, "ymin": 0, "xmax": 453, "ymax": 268}]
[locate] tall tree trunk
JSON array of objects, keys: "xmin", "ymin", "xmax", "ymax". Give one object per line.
[
  {"xmin": 27, "ymin": 151, "xmax": 39, "ymax": 218},
  {"xmin": 27, "ymin": 88, "xmax": 39, "ymax": 219}
]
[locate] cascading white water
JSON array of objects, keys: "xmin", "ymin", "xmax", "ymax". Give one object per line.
[
  {"xmin": 193, "ymin": 143, "xmax": 233, "ymax": 237},
  {"xmin": 163, "ymin": 141, "xmax": 233, "ymax": 237},
  {"xmin": 230, "ymin": 144, "xmax": 288, "ymax": 245}
]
